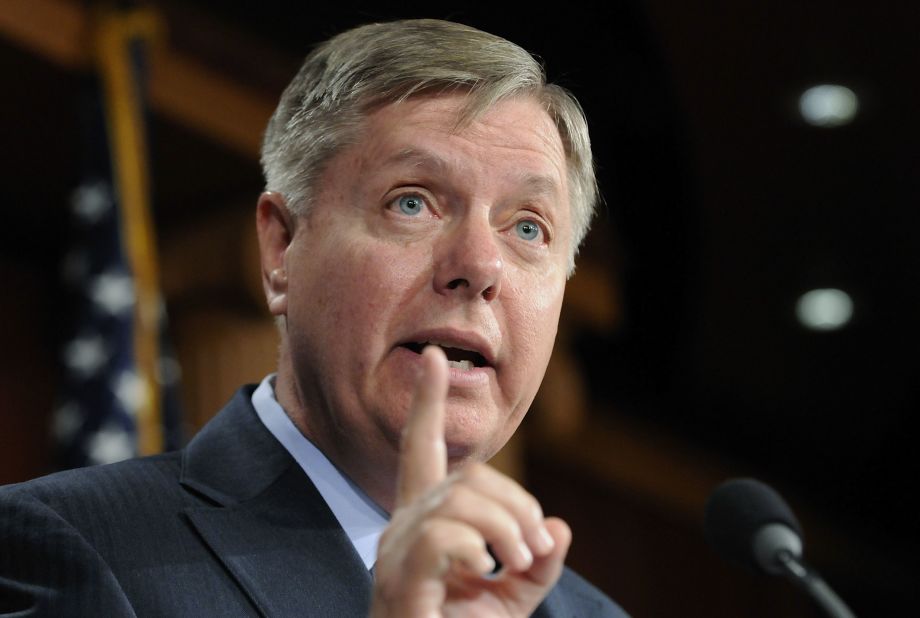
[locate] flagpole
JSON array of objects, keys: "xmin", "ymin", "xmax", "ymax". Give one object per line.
[{"xmin": 92, "ymin": 7, "xmax": 165, "ymax": 456}]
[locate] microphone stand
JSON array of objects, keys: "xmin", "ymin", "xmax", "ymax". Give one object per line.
[{"xmin": 776, "ymin": 550, "xmax": 856, "ymax": 618}]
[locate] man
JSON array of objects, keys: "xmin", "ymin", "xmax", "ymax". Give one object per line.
[{"xmin": 0, "ymin": 19, "xmax": 627, "ymax": 617}]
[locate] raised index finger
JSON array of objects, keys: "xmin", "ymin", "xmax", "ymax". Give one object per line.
[{"xmin": 396, "ymin": 345, "xmax": 449, "ymax": 507}]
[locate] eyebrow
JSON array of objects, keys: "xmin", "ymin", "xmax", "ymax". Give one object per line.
[
  {"xmin": 384, "ymin": 147, "xmax": 562, "ymax": 199},
  {"xmin": 515, "ymin": 173, "xmax": 561, "ymax": 201},
  {"xmin": 383, "ymin": 148, "xmax": 452, "ymax": 176}
]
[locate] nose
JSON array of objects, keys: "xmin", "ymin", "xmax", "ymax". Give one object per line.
[{"xmin": 433, "ymin": 212, "xmax": 503, "ymax": 302}]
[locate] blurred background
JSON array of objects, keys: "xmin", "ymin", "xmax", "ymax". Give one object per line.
[{"xmin": 1, "ymin": 1, "xmax": 917, "ymax": 615}]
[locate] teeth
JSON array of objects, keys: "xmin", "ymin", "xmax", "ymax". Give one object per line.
[{"xmin": 412, "ymin": 340, "xmax": 484, "ymax": 369}]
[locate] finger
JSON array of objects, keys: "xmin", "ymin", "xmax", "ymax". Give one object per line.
[
  {"xmin": 455, "ymin": 463, "xmax": 557, "ymax": 559},
  {"xmin": 429, "ymin": 483, "xmax": 536, "ymax": 572},
  {"xmin": 522, "ymin": 516, "xmax": 571, "ymax": 588},
  {"xmin": 373, "ymin": 518, "xmax": 495, "ymax": 617},
  {"xmin": 409, "ymin": 518, "xmax": 496, "ymax": 579},
  {"xmin": 397, "ymin": 345, "xmax": 449, "ymax": 507}
]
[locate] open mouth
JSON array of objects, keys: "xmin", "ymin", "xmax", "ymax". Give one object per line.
[{"xmin": 399, "ymin": 341, "xmax": 489, "ymax": 371}]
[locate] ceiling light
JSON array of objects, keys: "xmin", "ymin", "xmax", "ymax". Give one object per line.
[
  {"xmin": 798, "ymin": 85, "xmax": 859, "ymax": 127},
  {"xmin": 795, "ymin": 288, "xmax": 854, "ymax": 331}
]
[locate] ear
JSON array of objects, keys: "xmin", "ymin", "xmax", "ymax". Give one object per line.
[{"xmin": 256, "ymin": 191, "xmax": 294, "ymax": 317}]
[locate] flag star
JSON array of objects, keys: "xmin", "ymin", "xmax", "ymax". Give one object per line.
[
  {"xmin": 53, "ymin": 402, "xmax": 84, "ymax": 442},
  {"xmin": 86, "ymin": 423, "xmax": 135, "ymax": 465},
  {"xmin": 64, "ymin": 335, "xmax": 109, "ymax": 378},
  {"xmin": 91, "ymin": 272, "xmax": 135, "ymax": 316},
  {"xmin": 113, "ymin": 370, "xmax": 148, "ymax": 416},
  {"xmin": 71, "ymin": 182, "xmax": 113, "ymax": 223}
]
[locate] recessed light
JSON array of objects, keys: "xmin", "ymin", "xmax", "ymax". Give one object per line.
[
  {"xmin": 795, "ymin": 288, "xmax": 854, "ymax": 331},
  {"xmin": 798, "ymin": 85, "xmax": 859, "ymax": 127}
]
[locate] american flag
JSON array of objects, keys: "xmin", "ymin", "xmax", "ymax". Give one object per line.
[{"xmin": 53, "ymin": 6, "xmax": 181, "ymax": 469}]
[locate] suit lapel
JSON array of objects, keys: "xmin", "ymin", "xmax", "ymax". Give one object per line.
[
  {"xmin": 185, "ymin": 464, "xmax": 372, "ymax": 616},
  {"xmin": 179, "ymin": 388, "xmax": 373, "ymax": 616},
  {"xmin": 532, "ymin": 585, "xmax": 572, "ymax": 618}
]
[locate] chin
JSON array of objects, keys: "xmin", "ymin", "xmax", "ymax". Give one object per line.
[
  {"xmin": 444, "ymin": 424, "xmax": 511, "ymax": 467},
  {"xmin": 445, "ymin": 445, "xmax": 476, "ymax": 467}
]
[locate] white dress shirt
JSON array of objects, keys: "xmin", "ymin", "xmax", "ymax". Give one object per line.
[{"xmin": 251, "ymin": 375, "xmax": 388, "ymax": 570}]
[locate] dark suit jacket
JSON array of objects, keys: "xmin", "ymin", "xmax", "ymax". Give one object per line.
[{"xmin": 0, "ymin": 386, "xmax": 627, "ymax": 617}]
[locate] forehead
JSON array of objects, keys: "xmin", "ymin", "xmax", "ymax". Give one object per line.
[{"xmin": 355, "ymin": 94, "xmax": 569, "ymax": 197}]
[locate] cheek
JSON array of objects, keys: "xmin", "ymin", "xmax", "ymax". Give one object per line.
[
  {"xmin": 305, "ymin": 237, "xmax": 429, "ymax": 352},
  {"xmin": 504, "ymin": 273, "xmax": 565, "ymax": 380},
  {"xmin": 511, "ymin": 269, "xmax": 564, "ymax": 333},
  {"xmin": 345, "ymin": 245, "xmax": 427, "ymax": 316}
]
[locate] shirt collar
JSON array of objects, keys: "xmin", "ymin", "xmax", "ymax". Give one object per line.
[{"xmin": 251, "ymin": 375, "xmax": 388, "ymax": 570}]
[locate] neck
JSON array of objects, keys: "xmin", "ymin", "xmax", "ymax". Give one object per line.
[{"xmin": 273, "ymin": 352, "xmax": 399, "ymax": 513}]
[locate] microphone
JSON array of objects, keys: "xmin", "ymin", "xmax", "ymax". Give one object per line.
[{"xmin": 704, "ymin": 478, "xmax": 856, "ymax": 618}]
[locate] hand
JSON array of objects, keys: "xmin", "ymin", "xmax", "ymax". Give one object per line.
[{"xmin": 371, "ymin": 346, "xmax": 572, "ymax": 617}]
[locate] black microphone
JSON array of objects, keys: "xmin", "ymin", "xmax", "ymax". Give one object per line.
[{"xmin": 704, "ymin": 478, "xmax": 856, "ymax": 618}]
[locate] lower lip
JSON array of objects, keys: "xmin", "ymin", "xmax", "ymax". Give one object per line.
[{"xmin": 392, "ymin": 346, "xmax": 493, "ymax": 388}]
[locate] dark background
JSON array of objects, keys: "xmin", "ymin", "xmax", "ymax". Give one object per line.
[{"xmin": 1, "ymin": 1, "xmax": 917, "ymax": 615}]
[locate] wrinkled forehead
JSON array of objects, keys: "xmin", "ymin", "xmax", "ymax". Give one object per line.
[
  {"xmin": 359, "ymin": 86, "xmax": 562, "ymax": 146},
  {"xmin": 358, "ymin": 94, "xmax": 568, "ymax": 190},
  {"xmin": 359, "ymin": 93, "xmax": 566, "ymax": 169}
]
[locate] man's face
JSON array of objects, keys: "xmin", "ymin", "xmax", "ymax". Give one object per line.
[{"xmin": 273, "ymin": 93, "xmax": 572, "ymax": 481}]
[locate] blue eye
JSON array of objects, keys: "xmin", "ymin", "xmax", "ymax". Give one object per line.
[
  {"xmin": 397, "ymin": 195, "xmax": 424, "ymax": 216},
  {"xmin": 515, "ymin": 219, "xmax": 541, "ymax": 241}
]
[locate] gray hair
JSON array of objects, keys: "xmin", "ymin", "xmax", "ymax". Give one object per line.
[{"xmin": 260, "ymin": 19, "xmax": 597, "ymax": 273}]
